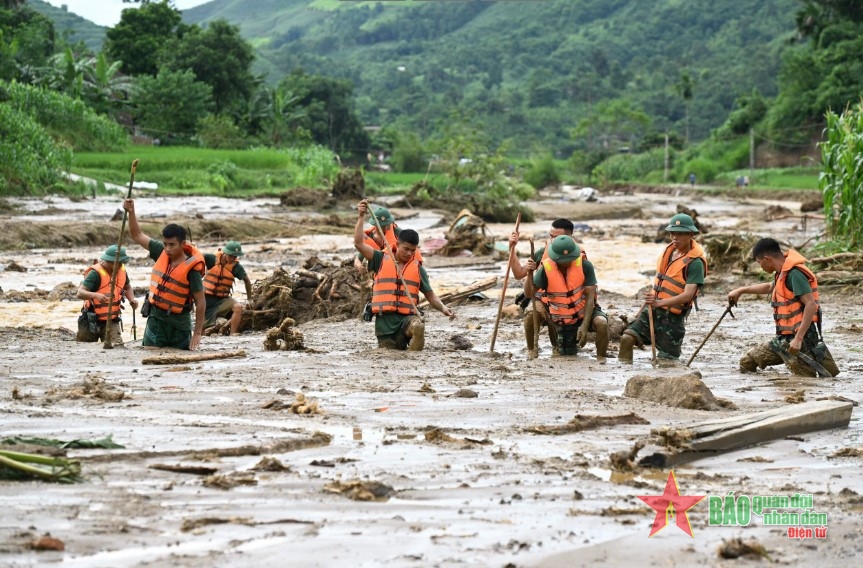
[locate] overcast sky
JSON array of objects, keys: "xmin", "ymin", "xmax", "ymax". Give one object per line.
[{"xmin": 42, "ymin": 0, "xmax": 211, "ymax": 27}]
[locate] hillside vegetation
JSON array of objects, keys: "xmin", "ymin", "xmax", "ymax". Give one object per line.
[
  {"xmin": 185, "ymin": 0, "xmax": 798, "ymax": 151},
  {"xmin": 27, "ymin": 0, "xmax": 106, "ymax": 51}
]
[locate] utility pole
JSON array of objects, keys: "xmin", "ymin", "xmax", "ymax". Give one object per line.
[
  {"xmin": 664, "ymin": 131, "xmax": 669, "ymax": 183},
  {"xmin": 749, "ymin": 128, "xmax": 755, "ymax": 184}
]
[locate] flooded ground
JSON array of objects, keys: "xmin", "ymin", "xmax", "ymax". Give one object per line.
[{"xmin": 1, "ymin": 188, "xmax": 861, "ymax": 566}]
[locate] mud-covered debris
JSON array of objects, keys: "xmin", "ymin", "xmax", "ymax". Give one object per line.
[
  {"xmin": 701, "ymin": 233, "xmax": 760, "ymax": 272},
  {"xmin": 280, "ymin": 187, "xmax": 336, "ymax": 208},
  {"xmin": 454, "ymin": 388, "xmax": 478, "ymax": 398},
  {"xmin": 180, "ymin": 517, "xmax": 253, "ymax": 532},
  {"xmin": 624, "ymin": 371, "xmax": 736, "ymax": 411},
  {"xmin": 785, "ymin": 389, "xmax": 806, "ymax": 404},
  {"xmin": 439, "ymin": 209, "xmax": 494, "ymax": 256},
  {"xmin": 815, "ymin": 395, "xmax": 858, "ymax": 406},
  {"xmin": 609, "ymin": 441, "xmax": 645, "ymax": 472},
  {"xmin": 149, "ymin": 463, "xmax": 219, "ymax": 476},
  {"xmin": 449, "ymin": 334, "xmax": 473, "ymax": 350},
  {"xmin": 202, "ymin": 472, "xmax": 258, "ymax": 490},
  {"xmin": 831, "ymin": 447, "xmax": 863, "ymax": 458},
  {"xmin": 263, "ymin": 393, "xmax": 320, "ymax": 414},
  {"xmin": 323, "ymin": 479, "xmax": 394, "ymax": 502},
  {"xmin": 525, "ymin": 412, "xmax": 649, "ymax": 435},
  {"xmin": 717, "ymin": 537, "xmax": 771, "ymax": 560},
  {"xmin": 44, "ymin": 375, "xmax": 125, "ymax": 403},
  {"xmin": 29, "ymin": 535, "xmax": 64, "ymax": 551},
  {"xmin": 800, "ymin": 196, "xmax": 823, "ymax": 212},
  {"xmin": 652, "ymin": 426, "xmax": 694, "ymax": 449},
  {"xmin": 47, "ymin": 282, "xmax": 77, "ymax": 301},
  {"xmin": 263, "ymin": 318, "xmax": 305, "ymax": 351},
  {"xmin": 736, "ymin": 456, "xmax": 774, "ymax": 463},
  {"xmin": 330, "ymin": 167, "xmax": 365, "ymax": 200},
  {"xmin": 142, "ymin": 350, "xmax": 246, "ymax": 365},
  {"xmin": 5, "ymin": 260, "xmax": 27, "ymax": 272},
  {"xmin": 501, "ymin": 304, "xmax": 522, "ymax": 319},
  {"xmin": 418, "ymin": 382, "xmax": 436, "ymax": 393},
  {"xmin": 763, "ymin": 204, "xmax": 793, "ymax": 221},
  {"xmin": 250, "ymin": 457, "xmax": 290, "ymax": 472},
  {"xmin": 425, "ymin": 428, "xmax": 492, "ymax": 448}
]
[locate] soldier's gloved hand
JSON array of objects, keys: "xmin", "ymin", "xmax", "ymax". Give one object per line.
[{"xmin": 577, "ymin": 322, "xmax": 589, "ymax": 348}]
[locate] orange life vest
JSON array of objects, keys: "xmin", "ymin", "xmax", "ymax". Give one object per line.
[
  {"xmin": 371, "ymin": 253, "xmax": 421, "ymax": 316},
  {"xmin": 653, "ymin": 241, "xmax": 707, "ymax": 315},
  {"xmin": 203, "ymin": 251, "xmax": 237, "ymax": 298},
  {"xmin": 542, "ymin": 256, "xmax": 586, "ymax": 325},
  {"xmin": 363, "ymin": 225, "xmax": 424, "ymax": 262},
  {"xmin": 149, "ymin": 243, "xmax": 206, "ymax": 314},
  {"xmin": 772, "ymin": 249, "xmax": 820, "ymax": 336},
  {"xmin": 82, "ymin": 263, "xmax": 127, "ymax": 321},
  {"xmin": 535, "ymin": 243, "xmax": 596, "ymax": 306}
]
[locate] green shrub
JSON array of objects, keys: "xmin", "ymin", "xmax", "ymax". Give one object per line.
[
  {"xmin": 679, "ymin": 157, "xmax": 719, "ymax": 183},
  {"xmin": 391, "ymin": 132, "xmax": 427, "ymax": 173},
  {"xmin": 197, "ymin": 114, "xmax": 248, "ymax": 150},
  {"xmin": 594, "ymin": 148, "xmax": 666, "ymax": 182},
  {"xmin": 524, "ymin": 154, "xmax": 560, "ymax": 188},
  {"xmin": 0, "ymin": 103, "xmax": 72, "ymax": 193}
]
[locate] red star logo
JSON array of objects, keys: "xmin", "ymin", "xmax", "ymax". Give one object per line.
[{"xmin": 637, "ymin": 471, "xmax": 705, "ymax": 537}]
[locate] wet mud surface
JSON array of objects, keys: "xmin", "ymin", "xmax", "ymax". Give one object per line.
[{"xmin": 1, "ymin": 190, "xmax": 862, "ymax": 566}]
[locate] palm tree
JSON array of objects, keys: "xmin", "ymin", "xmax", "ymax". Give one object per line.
[
  {"xmin": 248, "ymin": 85, "xmax": 306, "ymax": 146},
  {"xmin": 676, "ymin": 71, "xmax": 695, "ymax": 146},
  {"xmin": 82, "ymin": 52, "xmax": 137, "ymax": 115}
]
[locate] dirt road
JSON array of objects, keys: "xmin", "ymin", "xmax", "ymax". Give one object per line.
[{"xmin": 1, "ymin": 190, "xmax": 861, "ymax": 566}]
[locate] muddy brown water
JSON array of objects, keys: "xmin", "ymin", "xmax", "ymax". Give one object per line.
[{"xmin": 1, "ymin": 190, "xmax": 861, "ymax": 566}]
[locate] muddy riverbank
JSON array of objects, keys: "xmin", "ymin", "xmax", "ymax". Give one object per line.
[{"xmin": 1, "ymin": 189, "xmax": 861, "ymax": 566}]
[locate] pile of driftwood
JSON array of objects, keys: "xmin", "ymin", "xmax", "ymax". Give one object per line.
[
  {"xmin": 809, "ymin": 252, "xmax": 863, "ymax": 285},
  {"xmin": 439, "ymin": 209, "xmax": 495, "ymax": 256},
  {"xmin": 700, "ymin": 233, "xmax": 760, "ymax": 272}
]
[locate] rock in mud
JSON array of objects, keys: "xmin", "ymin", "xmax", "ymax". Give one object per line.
[
  {"xmin": 717, "ymin": 537, "xmax": 770, "ymax": 560},
  {"xmin": 623, "ymin": 370, "xmax": 735, "ymax": 411},
  {"xmin": 323, "ymin": 479, "xmax": 393, "ymax": 502},
  {"xmin": 454, "ymin": 388, "xmax": 478, "ymax": 398},
  {"xmin": 29, "ymin": 535, "xmax": 64, "ymax": 551},
  {"xmin": 800, "ymin": 196, "xmax": 823, "ymax": 213},
  {"xmin": 501, "ymin": 304, "xmax": 522, "ymax": 319},
  {"xmin": 279, "ymin": 187, "xmax": 336, "ymax": 208},
  {"xmin": 250, "ymin": 457, "xmax": 290, "ymax": 472},
  {"xmin": 449, "ymin": 334, "xmax": 473, "ymax": 350}
]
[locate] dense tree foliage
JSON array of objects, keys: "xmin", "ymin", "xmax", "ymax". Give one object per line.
[
  {"xmin": 104, "ymin": 0, "xmax": 187, "ymax": 76},
  {"xmin": 133, "ymin": 68, "xmax": 213, "ymax": 140}
]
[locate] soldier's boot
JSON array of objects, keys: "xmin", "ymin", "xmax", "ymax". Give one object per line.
[
  {"xmin": 739, "ymin": 353, "xmax": 758, "ymax": 373},
  {"xmin": 618, "ymin": 332, "xmax": 636, "ymax": 363},
  {"xmin": 593, "ymin": 316, "xmax": 609, "ymax": 359},
  {"xmin": 407, "ymin": 319, "xmax": 425, "ymax": 352}
]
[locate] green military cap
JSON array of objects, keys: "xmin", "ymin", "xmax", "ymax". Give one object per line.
[
  {"xmin": 222, "ymin": 241, "xmax": 244, "ymax": 256},
  {"xmin": 100, "ymin": 245, "xmax": 130, "ymax": 264},
  {"xmin": 548, "ymin": 235, "xmax": 581, "ymax": 263},
  {"xmin": 369, "ymin": 206, "xmax": 394, "ymax": 228},
  {"xmin": 665, "ymin": 213, "xmax": 699, "ymax": 233}
]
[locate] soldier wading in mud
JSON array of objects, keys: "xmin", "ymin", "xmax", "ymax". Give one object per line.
[
  {"xmin": 509, "ymin": 219, "xmax": 608, "ymax": 358},
  {"xmin": 76, "ymin": 245, "xmax": 138, "ymax": 346},
  {"xmin": 354, "ymin": 206, "xmax": 421, "ymax": 273},
  {"xmin": 619, "ymin": 213, "xmax": 707, "ymax": 362},
  {"xmin": 727, "ymin": 237, "xmax": 839, "ymax": 377},
  {"xmin": 353, "ymin": 199, "xmax": 455, "ymax": 351}
]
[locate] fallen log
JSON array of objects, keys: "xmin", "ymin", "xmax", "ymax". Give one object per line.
[
  {"xmin": 296, "ymin": 268, "xmax": 325, "ymax": 281},
  {"xmin": 638, "ymin": 400, "xmax": 853, "ymax": 467},
  {"xmin": 419, "ymin": 276, "xmax": 497, "ymax": 307},
  {"xmin": 815, "ymin": 270, "xmax": 863, "ymax": 285},
  {"xmin": 809, "ymin": 252, "xmax": 862, "ymax": 265},
  {"xmin": 141, "ymin": 350, "xmax": 247, "ymax": 365}
]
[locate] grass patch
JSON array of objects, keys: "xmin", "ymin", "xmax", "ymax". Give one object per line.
[
  {"xmin": 72, "ymin": 146, "xmax": 340, "ymax": 195},
  {"xmin": 716, "ymin": 167, "xmax": 820, "ymax": 190}
]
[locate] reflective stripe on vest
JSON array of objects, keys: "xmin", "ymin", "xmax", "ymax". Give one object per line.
[
  {"xmin": 653, "ymin": 241, "xmax": 707, "ymax": 315},
  {"xmin": 83, "ymin": 264, "xmax": 127, "ymax": 321},
  {"xmin": 771, "ymin": 249, "xmax": 820, "ymax": 336},
  {"xmin": 203, "ymin": 251, "xmax": 237, "ymax": 297},
  {"xmin": 541, "ymin": 257, "xmax": 586, "ymax": 325},
  {"xmin": 371, "ymin": 254, "xmax": 420, "ymax": 315},
  {"xmin": 149, "ymin": 244, "xmax": 205, "ymax": 314}
]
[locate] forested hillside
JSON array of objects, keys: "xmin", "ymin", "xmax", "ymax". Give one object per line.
[
  {"xmin": 27, "ymin": 0, "xmax": 106, "ymax": 51},
  {"xmin": 184, "ymin": 0, "xmax": 798, "ymax": 152}
]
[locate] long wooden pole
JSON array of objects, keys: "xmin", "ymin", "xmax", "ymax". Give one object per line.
[
  {"xmin": 647, "ymin": 304, "xmax": 657, "ymax": 363},
  {"xmin": 686, "ymin": 306, "xmax": 734, "ymax": 367},
  {"xmin": 529, "ymin": 238, "xmax": 539, "ymax": 354},
  {"xmin": 103, "ymin": 159, "xmax": 138, "ymax": 349},
  {"xmin": 489, "ymin": 212, "xmax": 521, "ymax": 353}
]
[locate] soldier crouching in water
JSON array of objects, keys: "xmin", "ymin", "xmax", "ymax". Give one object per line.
[
  {"xmin": 727, "ymin": 237, "xmax": 839, "ymax": 377},
  {"xmin": 76, "ymin": 245, "xmax": 138, "ymax": 345},
  {"xmin": 353, "ymin": 200, "xmax": 455, "ymax": 350}
]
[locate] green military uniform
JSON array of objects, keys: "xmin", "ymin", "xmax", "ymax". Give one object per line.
[
  {"xmin": 533, "ymin": 257, "xmax": 603, "ymax": 355},
  {"xmin": 76, "ymin": 245, "xmax": 130, "ymax": 345},
  {"xmin": 202, "ymin": 252, "xmax": 248, "ymax": 326},
  {"xmin": 368, "ymin": 249, "xmax": 431, "ymax": 349},
  {"xmin": 741, "ymin": 268, "xmax": 839, "ymax": 376},
  {"xmin": 142, "ymin": 239, "xmax": 204, "ymax": 349}
]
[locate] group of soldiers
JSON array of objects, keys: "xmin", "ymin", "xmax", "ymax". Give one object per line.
[
  {"xmin": 76, "ymin": 199, "xmax": 252, "ymax": 350},
  {"xmin": 350, "ymin": 199, "xmax": 839, "ymax": 378},
  {"xmin": 75, "ymin": 197, "xmax": 840, "ymax": 378}
]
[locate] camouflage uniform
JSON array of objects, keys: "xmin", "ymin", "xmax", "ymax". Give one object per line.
[
  {"xmin": 626, "ymin": 307, "xmax": 686, "ymax": 360},
  {"xmin": 741, "ymin": 327, "xmax": 839, "ymax": 377}
]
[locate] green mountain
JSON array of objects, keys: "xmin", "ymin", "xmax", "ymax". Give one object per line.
[
  {"xmin": 27, "ymin": 0, "xmax": 106, "ymax": 52},
  {"xmin": 182, "ymin": 0, "xmax": 799, "ymax": 151}
]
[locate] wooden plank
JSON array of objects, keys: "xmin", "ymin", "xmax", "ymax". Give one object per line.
[
  {"xmin": 141, "ymin": 350, "xmax": 247, "ymax": 365},
  {"xmin": 418, "ymin": 276, "xmax": 497, "ymax": 307},
  {"xmin": 639, "ymin": 400, "xmax": 853, "ymax": 467}
]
